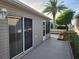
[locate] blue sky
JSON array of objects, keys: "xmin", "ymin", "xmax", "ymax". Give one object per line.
[
  {"xmin": 19, "ymin": 0, "xmax": 79, "ymax": 18},
  {"xmin": 63, "ymin": 0, "xmax": 79, "ymax": 12}
]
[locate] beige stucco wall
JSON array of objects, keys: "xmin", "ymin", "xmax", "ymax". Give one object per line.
[{"xmin": 0, "ymin": 1, "xmax": 50, "ymax": 59}]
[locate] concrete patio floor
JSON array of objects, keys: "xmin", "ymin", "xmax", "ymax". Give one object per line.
[{"xmin": 22, "ymin": 34, "xmax": 73, "ymax": 59}]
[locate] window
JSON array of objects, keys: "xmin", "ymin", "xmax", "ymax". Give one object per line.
[{"xmin": 43, "ymin": 22, "xmax": 46, "ymax": 36}]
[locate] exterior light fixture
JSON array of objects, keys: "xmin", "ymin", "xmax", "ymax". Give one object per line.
[{"xmin": 0, "ymin": 8, "xmax": 7, "ymax": 20}]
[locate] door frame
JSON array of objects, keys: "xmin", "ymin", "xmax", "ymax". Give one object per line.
[
  {"xmin": 43, "ymin": 20, "xmax": 46, "ymax": 41},
  {"xmin": 23, "ymin": 17, "xmax": 34, "ymax": 53}
]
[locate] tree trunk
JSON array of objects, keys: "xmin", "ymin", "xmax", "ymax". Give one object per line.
[
  {"xmin": 52, "ymin": 12, "xmax": 56, "ymax": 29},
  {"xmin": 66, "ymin": 25, "xmax": 68, "ymax": 31},
  {"xmin": 53, "ymin": 19, "xmax": 55, "ymax": 29}
]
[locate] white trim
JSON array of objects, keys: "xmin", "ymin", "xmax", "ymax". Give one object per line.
[
  {"xmin": 11, "ymin": 47, "xmax": 33, "ymax": 59},
  {"xmin": 23, "ymin": 17, "xmax": 25, "ymax": 51},
  {"xmin": 32, "ymin": 19, "xmax": 34, "ymax": 47},
  {"xmin": 23, "ymin": 47, "xmax": 33, "ymax": 54},
  {"xmin": 11, "ymin": 52, "xmax": 23, "ymax": 59}
]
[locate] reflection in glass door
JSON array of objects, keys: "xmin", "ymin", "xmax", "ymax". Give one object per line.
[
  {"xmin": 8, "ymin": 17, "xmax": 23, "ymax": 58},
  {"xmin": 43, "ymin": 20, "xmax": 46, "ymax": 41}
]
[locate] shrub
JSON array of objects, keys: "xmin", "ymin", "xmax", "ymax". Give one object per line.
[
  {"xmin": 57, "ymin": 25, "xmax": 67, "ymax": 29},
  {"xmin": 62, "ymin": 30, "xmax": 79, "ymax": 59}
]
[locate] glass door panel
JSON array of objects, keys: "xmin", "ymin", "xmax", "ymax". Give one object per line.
[{"xmin": 8, "ymin": 16, "xmax": 23, "ymax": 58}]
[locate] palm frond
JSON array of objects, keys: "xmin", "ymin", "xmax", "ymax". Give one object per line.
[
  {"xmin": 57, "ymin": 4, "xmax": 67, "ymax": 12},
  {"xmin": 43, "ymin": 6, "xmax": 52, "ymax": 13},
  {"xmin": 47, "ymin": 11, "xmax": 52, "ymax": 15},
  {"xmin": 49, "ymin": 0, "xmax": 57, "ymax": 7},
  {"xmin": 43, "ymin": 0, "xmax": 67, "ymax": 14}
]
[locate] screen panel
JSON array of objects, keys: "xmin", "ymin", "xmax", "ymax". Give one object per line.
[{"xmin": 24, "ymin": 17, "xmax": 32, "ymax": 50}]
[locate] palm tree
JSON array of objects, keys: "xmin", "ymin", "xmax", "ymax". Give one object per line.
[{"xmin": 43, "ymin": 0, "xmax": 67, "ymax": 29}]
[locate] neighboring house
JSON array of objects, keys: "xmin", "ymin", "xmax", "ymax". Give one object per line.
[
  {"xmin": 72, "ymin": 16, "xmax": 79, "ymax": 35},
  {"xmin": 75, "ymin": 17, "xmax": 79, "ymax": 29},
  {"xmin": 0, "ymin": 0, "xmax": 52, "ymax": 59}
]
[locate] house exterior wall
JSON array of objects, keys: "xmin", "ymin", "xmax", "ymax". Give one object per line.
[
  {"xmin": 0, "ymin": 1, "xmax": 50, "ymax": 59},
  {"xmin": 0, "ymin": 19, "xmax": 9, "ymax": 59}
]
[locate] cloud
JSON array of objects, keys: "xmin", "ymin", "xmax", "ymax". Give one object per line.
[
  {"xmin": 74, "ymin": 8, "xmax": 79, "ymax": 14},
  {"xmin": 19, "ymin": 0, "xmax": 47, "ymax": 11}
]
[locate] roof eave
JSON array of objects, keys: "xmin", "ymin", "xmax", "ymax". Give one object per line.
[{"xmin": 3, "ymin": 0, "xmax": 52, "ymax": 20}]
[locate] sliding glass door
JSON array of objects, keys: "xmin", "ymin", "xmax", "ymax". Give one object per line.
[{"xmin": 8, "ymin": 16, "xmax": 32, "ymax": 58}]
